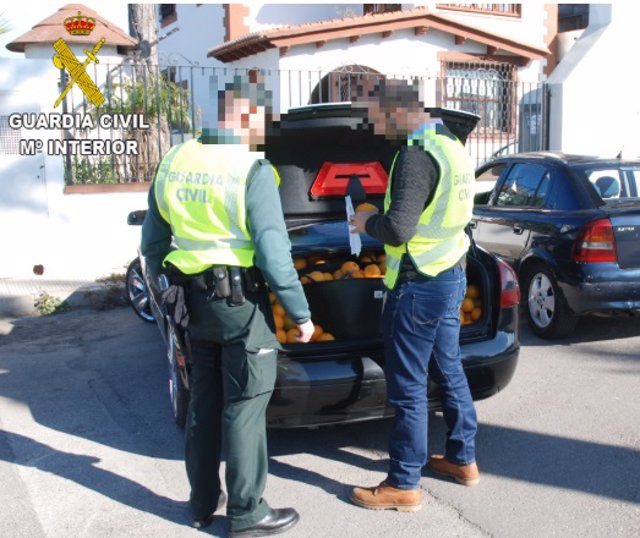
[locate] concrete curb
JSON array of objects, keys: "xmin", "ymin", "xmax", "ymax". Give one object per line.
[{"xmin": 0, "ymin": 279, "xmax": 128, "ymax": 319}]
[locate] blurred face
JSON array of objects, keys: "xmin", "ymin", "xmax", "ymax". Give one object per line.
[
  {"xmin": 220, "ymin": 93, "xmax": 266, "ymax": 147},
  {"xmin": 366, "ymin": 100, "xmax": 429, "ymax": 140}
]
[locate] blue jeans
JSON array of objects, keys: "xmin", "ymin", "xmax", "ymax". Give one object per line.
[{"xmin": 382, "ymin": 263, "xmax": 477, "ymax": 489}]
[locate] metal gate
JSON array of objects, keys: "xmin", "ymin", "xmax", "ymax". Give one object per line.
[{"xmin": 63, "ymin": 64, "xmax": 548, "ymax": 184}]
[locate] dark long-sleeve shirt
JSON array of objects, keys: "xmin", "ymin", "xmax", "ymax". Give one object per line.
[
  {"xmin": 365, "ymin": 145, "xmax": 439, "ymax": 247},
  {"xmin": 141, "ymin": 155, "xmax": 311, "ymax": 324}
]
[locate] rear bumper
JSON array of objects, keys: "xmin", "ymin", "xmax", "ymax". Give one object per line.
[
  {"xmin": 560, "ymin": 265, "xmax": 640, "ymax": 314},
  {"xmin": 266, "ymin": 329, "xmax": 519, "ymax": 429}
]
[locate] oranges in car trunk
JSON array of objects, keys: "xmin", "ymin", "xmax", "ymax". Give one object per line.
[
  {"xmin": 340, "ymin": 260, "xmax": 360, "ymax": 274},
  {"xmin": 355, "ymin": 202, "xmax": 378, "ymax": 213},
  {"xmin": 292, "ymin": 250, "xmax": 387, "ymax": 341},
  {"xmin": 363, "ymin": 264, "xmax": 382, "ymax": 278},
  {"xmin": 461, "ymin": 284, "xmax": 482, "ymax": 325}
]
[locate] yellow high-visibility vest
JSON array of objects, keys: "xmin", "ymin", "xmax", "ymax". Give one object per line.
[
  {"xmin": 383, "ymin": 123, "xmax": 474, "ymax": 288},
  {"xmin": 153, "ymin": 139, "xmax": 275, "ymax": 274}
]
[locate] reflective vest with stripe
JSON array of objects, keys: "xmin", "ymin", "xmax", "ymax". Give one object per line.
[
  {"xmin": 383, "ymin": 123, "xmax": 474, "ymax": 288},
  {"xmin": 154, "ymin": 139, "xmax": 272, "ymax": 275}
]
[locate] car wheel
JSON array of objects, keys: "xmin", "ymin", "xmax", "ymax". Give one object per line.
[
  {"xmin": 523, "ymin": 263, "xmax": 578, "ymax": 339},
  {"xmin": 126, "ymin": 258, "xmax": 154, "ymax": 323},
  {"xmin": 167, "ymin": 323, "xmax": 190, "ymax": 428}
]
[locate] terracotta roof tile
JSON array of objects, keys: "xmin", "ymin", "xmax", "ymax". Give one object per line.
[
  {"xmin": 209, "ymin": 5, "xmax": 548, "ymax": 64},
  {"xmin": 7, "ymin": 3, "xmax": 137, "ymax": 53}
]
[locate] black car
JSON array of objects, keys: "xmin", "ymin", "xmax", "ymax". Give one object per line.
[
  {"xmin": 128, "ymin": 104, "xmax": 520, "ymax": 428},
  {"xmin": 473, "ymin": 151, "xmax": 640, "ymax": 338}
]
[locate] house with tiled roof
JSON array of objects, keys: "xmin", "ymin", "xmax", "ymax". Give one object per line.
[
  {"xmin": 7, "ymin": 3, "xmax": 136, "ymax": 58},
  {"xmin": 158, "ymin": 3, "xmax": 554, "ymax": 162},
  {"xmin": 159, "ymin": 3, "xmax": 640, "ymax": 158}
]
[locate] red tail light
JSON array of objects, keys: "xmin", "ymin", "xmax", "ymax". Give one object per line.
[
  {"xmin": 310, "ymin": 162, "xmax": 388, "ymax": 198},
  {"xmin": 497, "ymin": 258, "xmax": 520, "ymax": 308},
  {"xmin": 573, "ymin": 219, "xmax": 617, "ymax": 263}
]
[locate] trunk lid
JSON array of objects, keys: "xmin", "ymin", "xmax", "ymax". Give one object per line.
[
  {"xmin": 608, "ymin": 206, "xmax": 640, "ymax": 269},
  {"xmin": 266, "ymin": 103, "xmax": 480, "ymax": 227}
]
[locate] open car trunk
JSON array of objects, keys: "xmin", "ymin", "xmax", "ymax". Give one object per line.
[
  {"xmin": 277, "ymin": 244, "xmax": 494, "ymax": 360},
  {"xmin": 265, "ymin": 102, "xmax": 487, "ymax": 358}
]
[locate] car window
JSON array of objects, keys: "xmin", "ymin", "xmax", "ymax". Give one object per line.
[
  {"xmin": 582, "ymin": 166, "xmax": 640, "ymax": 201},
  {"xmin": 495, "ymin": 163, "xmax": 547, "ymax": 207},
  {"xmin": 531, "ymin": 173, "xmax": 551, "ymax": 207}
]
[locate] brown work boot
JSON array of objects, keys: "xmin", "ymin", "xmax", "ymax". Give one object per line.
[
  {"xmin": 351, "ymin": 481, "xmax": 422, "ymax": 512},
  {"xmin": 427, "ymin": 455, "xmax": 480, "ymax": 486}
]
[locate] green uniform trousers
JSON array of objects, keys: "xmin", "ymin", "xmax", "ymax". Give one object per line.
[{"xmin": 184, "ymin": 284, "xmax": 280, "ymax": 530}]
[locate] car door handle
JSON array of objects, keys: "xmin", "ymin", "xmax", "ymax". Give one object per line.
[{"xmin": 512, "ymin": 225, "xmax": 524, "ymax": 235}]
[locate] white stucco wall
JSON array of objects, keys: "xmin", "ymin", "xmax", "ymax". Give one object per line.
[
  {"xmin": 0, "ymin": 56, "xmax": 148, "ymax": 279},
  {"xmin": 547, "ymin": 3, "xmax": 640, "ymax": 157}
]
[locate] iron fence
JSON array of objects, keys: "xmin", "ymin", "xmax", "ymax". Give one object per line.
[{"xmin": 64, "ymin": 63, "xmax": 547, "ymax": 184}]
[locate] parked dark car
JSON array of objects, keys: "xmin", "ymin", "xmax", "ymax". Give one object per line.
[
  {"xmin": 128, "ymin": 103, "xmax": 520, "ymax": 428},
  {"xmin": 472, "ymin": 151, "xmax": 640, "ymax": 338}
]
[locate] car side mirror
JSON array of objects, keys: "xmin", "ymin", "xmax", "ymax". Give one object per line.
[{"xmin": 474, "ymin": 191, "xmax": 491, "ymax": 205}]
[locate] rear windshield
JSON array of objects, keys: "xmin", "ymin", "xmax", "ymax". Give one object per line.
[{"xmin": 574, "ymin": 165, "xmax": 640, "ymax": 203}]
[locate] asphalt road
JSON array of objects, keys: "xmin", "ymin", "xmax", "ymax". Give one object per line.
[{"xmin": 0, "ymin": 307, "xmax": 638, "ymax": 537}]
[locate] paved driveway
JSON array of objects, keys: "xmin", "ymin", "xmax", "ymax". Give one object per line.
[{"xmin": 0, "ymin": 308, "xmax": 638, "ymax": 537}]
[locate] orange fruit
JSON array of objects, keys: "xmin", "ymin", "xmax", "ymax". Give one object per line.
[
  {"xmin": 300, "ymin": 275, "xmax": 311, "ymax": 285},
  {"xmin": 355, "ymin": 202, "xmax": 378, "ymax": 213},
  {"xmin": 461, "ymin": 298, "xmax": 474, "ymax": 313},
  {"xmin": 272, "ymin": 303, "xmax": 285, "ymax": 318},
  {"xmin": 341, "ymin": 260, "xmax": 360, "ymax": 274},
  {"xmin": 317, "ymin": 332, "xmax": 335, "ymax": 341},
  {"xmin": 379, "ymin": 263, "xmax": 386, "ymax": 275},
  {"xmin": 471, "ymin": 307, "xmax": 482, "ymax": 321},
  {"xmin": 307, "ymin": 254, "xmax": 325, "ymax": 265},
  {"xmin": 283, "ymin": 316, "xmax": 296, "ymax": 330},
  {"xmin": 293, "ymin": 257, "xmax": 307, "ymax": 271},
  {"xmin": 307, "ymin": 270, "xmax": 325, "ymax": 282},
  {"xmin": 465, "ymin": 284, "xmax": 480, "ymax": 299},
  {"xmin": 460, "ymin": 310, "xmax": 465, "ymax": 323},
  {"xmin": 351, "ymin": 270, "xmax": 365, "ymax": 278},
  {"xmin": 276, "ymin": 329, "xmax": 287, "ymax": 344},
  {"xmin": 363, "ymin": 264, "xmax": 382, "ymax": 278},
  {"xmin": 310, "ymin": 324, "xmax": 324, "ymax": 342},
  {"xmin": 333, "ymin": 269, "xmax": 344, "ymax": 280},
  {"xmin": 322, "ymin": 272, "xmax": 334, "ymax": 281},
  {"xmin": 268, "ymin": 291, "xmax": 277, "ymax": 304},
  {"xmin": 286, "ymin": 327, "xmax": 301, "ymax": 343},
  {"xmin": 273, "ymin": 314, "xmax": 284, "ymax": 330},
  {"xmin": 377, "ymin": 253, "xmax": 386, "ymax": 263}
]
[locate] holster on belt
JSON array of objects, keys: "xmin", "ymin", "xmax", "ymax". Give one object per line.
[
  {"xmin": 167, "ymin": 264, "xmax": 265, "ymax": 307},
  {"xmin": 211, "ymin": 266, "xmax": 231, "ymax": 301},
  {"xmin": 228, "ymin": 267, "xmax": 245, "ymax": 306}
]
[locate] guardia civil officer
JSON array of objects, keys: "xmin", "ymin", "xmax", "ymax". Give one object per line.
[
  {"xmin": 349, "ymin": 80, "xmax": 479, "ymax": 511},
  {"xmin": 141, "ymin": 73, "xmax": 314, "ymax": 536}
]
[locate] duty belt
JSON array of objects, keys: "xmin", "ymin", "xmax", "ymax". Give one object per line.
[{"xmin": 166, "ymin": 265, "xmax": 265, "ymax": 306}]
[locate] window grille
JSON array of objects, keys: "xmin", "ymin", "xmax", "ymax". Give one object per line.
[
  {"xmin": 443, "ymin": 61, "xmax": 515, "ymax": 135},
  {"xmin": 0, "ymin": 116, "xmax": 22, "ymax": 155}
]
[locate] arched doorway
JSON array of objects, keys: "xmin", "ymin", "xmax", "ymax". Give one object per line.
[{"xmin": 309, "ymin": 64, "xmax": 383, "ymax": 104}]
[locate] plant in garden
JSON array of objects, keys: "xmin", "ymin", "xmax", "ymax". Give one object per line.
[{"xmin": 35, "ymin": 293, "xmax": 70, "ymax": 316}]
